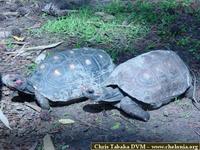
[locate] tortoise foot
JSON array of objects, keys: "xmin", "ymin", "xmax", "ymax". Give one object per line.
[{"xmin": 40, "ymin": 109, "xmax": 51, "ymax": 121}]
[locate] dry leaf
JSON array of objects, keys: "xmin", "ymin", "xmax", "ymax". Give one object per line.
[
  {"xmin": 0, "ymin": 109, "xmax": 12, "ymax": 129},
  {"xmin": 12, "ymin": 36, "xmax": 25, "ymax": 42},
  {"xmin": 59, "ymin": 119, "xmax": 75, "ymax": 124},
  {"xmin": 43, "ymin": 134, "xmax": 55, "ymax": 150}
]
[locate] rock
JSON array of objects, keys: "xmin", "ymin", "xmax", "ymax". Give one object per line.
[
  {"xmin": 42, "ymin": 0, "xmax": 89, "ymax": 16},
  {"xmin": 9, "ymin": 4, "xmax": 19, "ymax": 12},
  {"xmin": 163, "ymin": 111, "xmax": 169, "ymax": 117},
  {"xmin": 0, "ymin": 31, "xmax": 11, "ymax": 40},
  {"xmin": 0, "ymin": 43, "xmax": 7, "ymax": 51},
  {"xmin": 102, "ymin": 14, "xmax": 115, "ymax": 21},
  {"xmin": 95, "ymin": 12, "xmax": 115, "ymax": 21},
  {"xmin": 17, "ymin": 7, "xmax": 29, "ymax": 16},
  {"xmin": 0, "ymin": 14, "xmax": 6, "ymax": 21},
  {"xmin": 11, "ymin": 28, "xmax": 21, "ymax": 37},
  {"xmin": 34, "ymin": 51, "xmax": 47, "ymax": 64}
]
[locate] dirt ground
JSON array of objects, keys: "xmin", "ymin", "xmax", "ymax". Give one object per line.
[{"xmin": 0, "ymin": 1, "xmax": 200, "ymax": 150}]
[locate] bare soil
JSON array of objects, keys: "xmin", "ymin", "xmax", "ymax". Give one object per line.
[{"xmin": 0, "ymin": 1, "xmax": 200, "ymax": 150}]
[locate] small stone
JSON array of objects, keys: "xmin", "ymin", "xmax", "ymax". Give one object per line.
[
  {"xmin": 35, "ymin": 51, "xmax": 47, "ymax": 64},
  {"xmin": 95, "ymin": 12, "xmax": 106, "ymax": 16},
  {"xmin": 3, "ymin": 90, "xmax": 10, "ymax": 96},
  {"xmin": 163, "ymin": 111, "xmax": 169, "ymax": 117},
  {"xmin": 17, "ymin": 7, "xmax": 29, "ymax": 16},
  {"xmin": 9, "ymin": 4, "xmax": 19, "ymax": 12},
  {"xmin": 0, "ymin": 31, "xmax": 11, "ymax": 40},
  {"xmin": 122, "ymin": 20, "xmax": 129, "ymax": 26},
  {"xmin": 103, "ymin": 14, "xmax": 115, "ymax": 21},
  {"xmin": 11, "ymin": 28, "xmax": 21, "ymax": 37},
  {"xmin": 0, "ymin": 14, "xmax": 6, "ymax": 21},
  {"xmin": 0, "ymin": 43, "xmax": 7, "ymax": 51}
]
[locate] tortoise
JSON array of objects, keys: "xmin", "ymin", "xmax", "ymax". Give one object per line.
[
  {"xmin": 83, "ymin": 50, "xmax": 194, "ymax": 121},
  {"xmin": 2, "ymin": 48, "xmax": 115, "ymax": 119}
]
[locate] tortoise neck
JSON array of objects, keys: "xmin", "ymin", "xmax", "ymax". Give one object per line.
[{"xmin": 20, "ymin": 79, "xmax": 34, "ymax": 95}]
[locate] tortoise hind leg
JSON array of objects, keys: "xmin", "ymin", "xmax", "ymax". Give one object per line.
[
  {"xmin": 119, "ymin": 96, "xmax": 150, "ymax": 122},
  {"xmin": 185, "ymin": 85, "xmax": 200, "ymax": 110}
]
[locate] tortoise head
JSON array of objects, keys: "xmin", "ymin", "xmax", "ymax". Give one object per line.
[
  {"xmin": 2, "ymin": 74, "xmax": 27, "ymax": 92},
  {"xmin": 82, "ymin": 86, "xmax": 103, "ymax": 101}
]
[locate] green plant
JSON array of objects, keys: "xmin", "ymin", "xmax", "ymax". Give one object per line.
[
  {"xmin": 25, "ymin": 63, "xmax": 37, "ymax": 75},
  {"xmin": 40, "ymin": 6, "xmax": 148, "ymax": 59},
  {"xmin": 5, "ymin": 38, "xmax": 14, "ymax": 49}
]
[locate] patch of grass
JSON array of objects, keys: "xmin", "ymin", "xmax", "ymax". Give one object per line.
[
  {"xmin": 39, "ymin": 2, "xmax": 149, "ymax": 59},
  {"xmin": 102, "ymin": 0, "xmax": 133, "ymax": 14},
  {"xmin": 37, "ymin": 0, "xmax": 200, "ymax": 61},
  {"xmin": 176, "ymin": 36, "xmax": 200, "ymax": 60},
  {"xmin": 127, "ymin": 0, "xmax": 178, "ymax": 25},
  {"xmin": 25, "ymin": 62, "xmax": 37, "ymax": 75},
  {"xmin": 5, "ymin": 38, "xmax": 14, "ymax": 49},
  {"xmin": 42, "ymin": 8, "xmax": 148, "ymax": 42}
]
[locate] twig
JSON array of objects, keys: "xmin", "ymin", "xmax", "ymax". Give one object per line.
[
  {"xmin": 6, "ymin": 42, "xmax": 62, "ymax": 54},
  {"xmin": 193, "ymin": 127, "xmax": 200, "ymax": 136},
  {"xmin": 12, "ymin": 42, "xmax": 27, "ymax": 59},
  {"xmin": 20, "ymin": 42, "xmax": 62, "ymax": 52},
  {"xmin": 0, "ymin": 12, "xmax": 19, "ymax": 16},
  {"xmin": 24, "ymin": 102, "xmax": 41, "ymax": 112},
  {"xmin": 5, "ymin": 42, "xmax": 63, "ymax": 59},
  {"xmin": 12, "ymin": 41, "xmax": 27, "ymax": 45}
]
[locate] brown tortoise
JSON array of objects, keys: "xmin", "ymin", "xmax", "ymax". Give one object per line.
[{"xmin": 84, "ymin": 50, "xmax": 195, "ymax": 121}]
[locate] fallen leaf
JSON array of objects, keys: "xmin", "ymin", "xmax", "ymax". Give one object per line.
[
  {"xmin": 59, "ymin": 119, "xmax": 75, "ymax": 124},
  {"xmin": 111, "ymin": 122, "xmax": 121, "ymax": 130},
  {"xmin": 12, "ymin": 36, "xmax": 25, "ymax": 42},
  {"xmin": 0, "ymin": 109, "xmax": 12, "ymax": 129},
  {"xmin": 43, "ymin": 134, "xmax": 55, "ymax": 150}
]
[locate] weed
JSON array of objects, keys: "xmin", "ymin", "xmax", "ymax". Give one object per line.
[
  {"xmin": 176, "ymin": 36, "xmax": 200, "ymax": 60},
  {"xmin": 35, "ymin": 0, "xmax": 200, "ymax": 61},
  {"xmin": 39, "ymin": 4, "xmax": 149, "ymax": 59},
  {"xmin": 25, "ymin": 63, "xmax": 37, "ymax": 75},
  {"xmin": 5, "ymin": 38, "xmax": 14, "ymax": 49}
]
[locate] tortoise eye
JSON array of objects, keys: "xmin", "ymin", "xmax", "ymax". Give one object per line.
[
  {"xmin": 13, "ymin": 78, "xmax": 17, "ymax": 82},
  {"xmin": 86, "ymin": 89, "xmax": 94, "ymax": 94}
]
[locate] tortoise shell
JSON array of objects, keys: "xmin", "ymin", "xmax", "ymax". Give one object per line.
[
  {"xmin": 105, "ymin": 50, "xmax": 192, "ymax": 107},
  {"xmin": 29, "ymin": 48, "xmax": 115, "ymax": 101}
]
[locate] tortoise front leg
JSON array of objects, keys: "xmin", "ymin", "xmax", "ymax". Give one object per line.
[
  {"xmin": 35, "ymin": 91, "xmax": 51, "ymax": 121},
  {"xmin": 118, "ymin": 96, "xmax": 150, "ymax": 122},
  {"xmin": 35, "ymin": 91, "xmax": 50, "ymax": 109}
]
